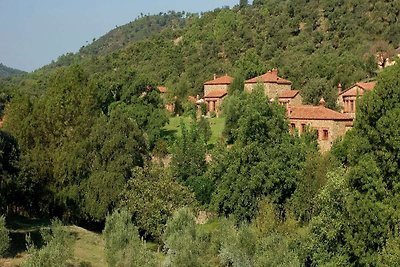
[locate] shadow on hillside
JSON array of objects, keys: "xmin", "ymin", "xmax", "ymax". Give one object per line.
[{"xmin": 6, "ymin": 215, "xmax": 50, "ymax": 258}]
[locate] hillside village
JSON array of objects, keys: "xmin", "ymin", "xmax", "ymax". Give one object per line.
[
  {"xmin": 1, "ymin": 1, "xmax": 400, "ymax": 266},
  {"xmin": 158, "ymin": 68, "xmax": 377, "ymax": 151}
]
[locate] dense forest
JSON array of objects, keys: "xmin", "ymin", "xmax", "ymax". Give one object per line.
[{"xmin": 1, "ymin": 0, "xmax": 400, "ymax": 266}]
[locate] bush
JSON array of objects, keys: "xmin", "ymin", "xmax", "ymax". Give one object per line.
[
  {"xmin": 103, "ymin": 208, "xmax": 156, "ymax": 267},
  {"xmin": 22, "ymin": 220, "xmax": 73, "ymax": 267}
]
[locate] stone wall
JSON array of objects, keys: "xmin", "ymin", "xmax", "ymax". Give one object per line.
[
  {"xmin": 204, "ymin": 84, "xmax": 229, "ymax": 96},
  {"xmin": 244, "ymin": 82, "xmax": 291, "ymax": 99},
  {"xmin": 290, "ymin": 118, "xmax": 348, "ymax": 152}
]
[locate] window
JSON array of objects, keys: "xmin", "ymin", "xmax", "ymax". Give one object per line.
[
  {"xmin": 301, "ymin": 123, "xmax": 306, "ymax": 133},
  {"xmin": 322, "ymin": 129, "xmax": 329, "ymax": 140}
]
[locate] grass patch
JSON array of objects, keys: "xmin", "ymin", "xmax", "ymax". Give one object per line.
[
  {"xmin": 68, "ymin": 225, "xmax": 106, "ymax": 267},
  {"xmin": 2, "ymin": 216, "xmax": 107, "ymax": 267},
  {"xmin": 163, "ymin": 116, "xmax": 225, "ymax": 145}
]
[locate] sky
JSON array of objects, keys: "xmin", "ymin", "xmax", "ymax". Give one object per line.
[{"xmin": 0, "ymin": 0, "xmax": 238, "ymax": 72}]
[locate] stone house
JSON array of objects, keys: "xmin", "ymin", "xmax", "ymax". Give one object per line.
[
  {"xmin": 337, "ymin": 82, "xmax": 376, "ymax": 118},
  {"xmin": 288, "ymin": 99, "xmax": 353, "ymax": 152},
  {"xmin": 204, "ymin": 89, "xmax": 228, "ymax": 117},
  {"xmin": 204, "ymin": 74, "xmax": 233, "ymax": 96},
  {"xmin": 245, "ymin": 69, "xmax": 292, "ymax": 99},
  {"xmin": 203, "ymin": 74, "xmax": 233, "ymax": 116},
  {"xmin": 277, "ymin": 90, "xmax": 302, "ymax": 108}
]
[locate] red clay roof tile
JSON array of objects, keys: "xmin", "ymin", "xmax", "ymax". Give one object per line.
[
  {"xmin": 339, "ymin": 82, "xmax": 376, "ymax": 97},
  {"xmin": 245, "ymin": 69, "xmax": 292, "ymax": 85},
  {"xmin": 204, "ymin": 75, "xmax": 233, "ymax": 85},
  {"xmin": 204, "ymin": 89, "xmax": 228, "ymax": 98},
  {"xmin": 279, "ymin": 90, "xmax": 300, "ymax": 98},
  {"xmin": 288, "ymin": 105, "xmax": 353, "ymax": 121}
]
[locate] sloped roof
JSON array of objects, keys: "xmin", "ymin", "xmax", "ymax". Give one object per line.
[
  {"xmin": 340, "ymin": 82, "xmax": 376, "ymax": 97},
  {"xmin": 157, "ymin": 86, "xmax": 168, "ymax": 93},
  {"xmin": 289, "ymin": 105, "xmax": 353, "ymax": 121},
  {"xmin": 279, "ymin": 90, "xmax": 300, "ymax": 98},
  {"xmin": 245, "ymin": 69, "xmax": 292, "ymax": 85},
  {"xmin": 204, "ymin": 75, "xmax": 233, "ymax": 85},
  {"xmin": 204, "ymin": 89, "xmax": 228, "ymax": 98}
]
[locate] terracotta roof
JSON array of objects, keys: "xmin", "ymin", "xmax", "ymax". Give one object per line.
[
  {"xmin": 204, "ymin": 89, "xmax": 228, "ymax": 98},
  {"xmin": 279, "ymin": 90, "xmax": 300, "ymax": 98},
  {"xmin": 204, "ymin": 75, "xmax": 233, "ymax": 85},
  {"xmin": 157, "ymin": 86, "xmax": 168, "ymax": 93},
  {"xmin": 340, "ymin": 82, "xmax": 376, "ymax": 97},
  {"xmin": 288, "ymin": 105, "xmax": 353, "ymax": 121},
  {"xmin": 357, "ymin": 82, "xmax": 376, "ymax": 91},
  {"xmin": 245, "ymin": 69, "xmax": 292, "ymax": 85}
]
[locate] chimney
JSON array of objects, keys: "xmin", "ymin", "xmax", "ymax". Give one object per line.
[
  {"xmin": 213, "ymin": 74, "xmax": 217, "ymax": 80},
  {"xmin": 196, "ymin": 95, "xmax": 199, "ymax": 101},
  {"xmin": 271, "ymin": 68, "xmax": 278, "ymax": 75},
  {"xmin": 319, "ymin": 98, "xmax": 326, "ymax": 107},
  {"xmin": 338, "ymin": 83, "xmax": 342, "ymax": 95}
]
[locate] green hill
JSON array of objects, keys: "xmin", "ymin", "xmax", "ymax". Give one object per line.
[
  {"xmin": 5, "ymin": 0, "xmax": 400, "ymax": 106},
  {"xmin": 0, "ymin": 63, "xmax": 26, "ymax": 78}
]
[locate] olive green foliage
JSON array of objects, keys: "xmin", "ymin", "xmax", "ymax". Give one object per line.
[
  {"xmin": 211, "ymin": 90, "xmax": 316, "ymax": 222},
  {"xmin": 103, "ymin": 208, "xmax": 156, "ymax": 267},
  {"xmin": 22, "ymin": 220, "xmax": 73, "ymax": 267},
  {"xmin": 0, "ymin": 215, "xmax": 9, "ymax": 257},
  {"xmin": 119, "ymin": 165, "xmax": 195, "ymax": 240},
  {"xmin": 163, "ymin": 208, "xmax": 203, "ymax": 267}
]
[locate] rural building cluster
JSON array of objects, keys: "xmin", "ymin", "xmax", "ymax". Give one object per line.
[{"xmin": 159, "ymin": 69, "xmax": 376, "ymax": 152}]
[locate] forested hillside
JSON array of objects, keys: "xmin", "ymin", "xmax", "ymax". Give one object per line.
[
  {"xmin": 24, "ymin": 0, "xmax": 399, "ymax": 107},
  {"xmin": 0, "ymin": 63, "xmax": 25, "ymax": 78},
  {"xmin": 1, "ymin": 0, "xmax": 400, "ymax": 266}
]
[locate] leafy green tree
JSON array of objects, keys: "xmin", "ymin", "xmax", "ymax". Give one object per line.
[
  {"xmin": 163, "ymin": 208, "xmax": 203, "ymax": 267},
  {"xmin": 310, "ymin": 169, "xmax": 350, "ymax": 266},
  {"xmin": 222, "ymin": 92, "xmax": 245, "ymax": 144},
  {"xmin": 103, "ymin": 208, "xmax": 156, "ymax": 267},
  {"xmin": 197, "ymin": 116, "xmax": 212, "ymax": 144},
  {"xmin": 289, "ymin": 151, "xmax": 334, "ymax": 222},
  {"xmin": 170, "ymin": 121, "xmax": 208, "ymax": 203},
  {"xmin": 318, "ymin": 63, "xmax": 400, "ymax": 265},
  {"xmin": 212, "ymin": 90, "xmax": 313, "ymax": 222},
  {"xmin": 235, "ymin": 49, "xmax": 265, "ymax": 79},
  {"xmin": 0, "ymin": 215, "xmax": 9, "ymax": 257},
  {"xmin": 239, "ymin": 0, "xmax": 248, "ymax": 8},
  {"xmin": 218, "ymin": 223, "xmax": 256, "ymax": 267},
  {"xmin": 119, "ymin": 165, "xmax": 194, "ymax": 240},
  {"xmin": 23, "ymin": 220, "xmax": 73, "ymax": 267}
]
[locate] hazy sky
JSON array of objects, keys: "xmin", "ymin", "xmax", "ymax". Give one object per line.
[{"xmin": 0, "ymin": 0, "xmax": 238, "ymax": 72}]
